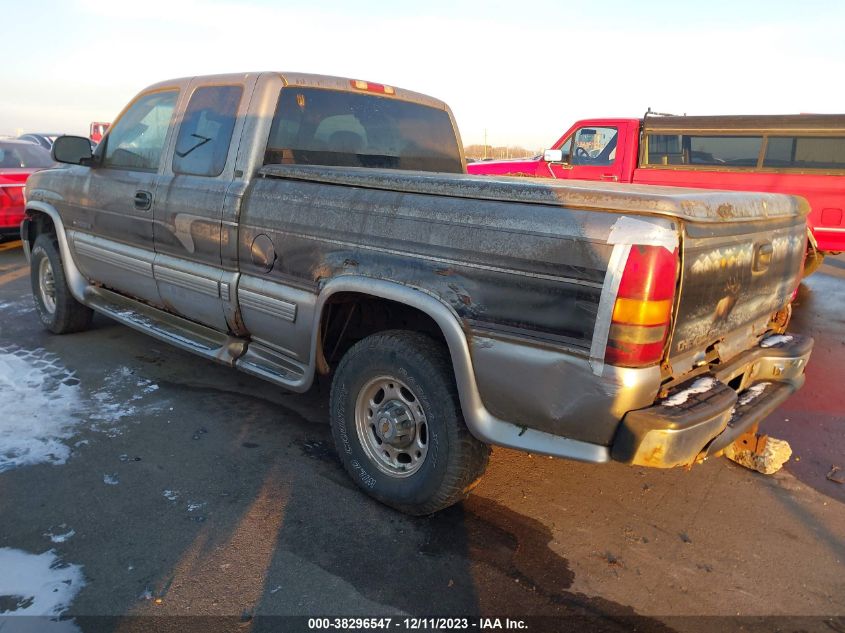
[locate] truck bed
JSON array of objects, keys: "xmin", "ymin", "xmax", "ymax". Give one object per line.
[{"xmin": 249, "ymin": 166, "xmax": 808, "ymax": 442}]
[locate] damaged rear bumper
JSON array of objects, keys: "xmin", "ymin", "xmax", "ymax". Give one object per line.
[{"xmin": 611, "ymin": 333, "xmax": 813, "ymax": 468}]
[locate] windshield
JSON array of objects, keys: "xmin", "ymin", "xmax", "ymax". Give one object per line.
[
  {"xmin": 264, "ymin": 87, "xmax": 463, "ymax": 173},
  {"xmin": 0, "ymin": 142, "xmax": 56, "ymax": 168}
]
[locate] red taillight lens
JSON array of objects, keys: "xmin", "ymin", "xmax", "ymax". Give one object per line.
[
  {"xmin": 9, "ymin": 186, "xmax": 24, "ymax": 206},
  {"xmin": 0, "ymin": 186, "xmax": 23, "ymax": 206},
  {"xmin": 605, "ymin": 245, "xmax": 678, "ymax": 367},
  {"xmin": 0, "ymin": 187, "xmax": 15, "ymax": 209}
]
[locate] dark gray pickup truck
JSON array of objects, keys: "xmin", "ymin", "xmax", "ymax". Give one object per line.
[{"xmin": 23, "ymin": 72, "xmax": 812, "ymax": 514}]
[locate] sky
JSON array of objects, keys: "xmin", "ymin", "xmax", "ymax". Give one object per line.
[{"xmin": 2, "ymin": 0, "xmax": 844, "ymax": 150}]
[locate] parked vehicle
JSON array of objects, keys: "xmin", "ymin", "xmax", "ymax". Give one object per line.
[
  {"xmin": 17, "ymin": 133, "xmax": 64, "ymax": 151},
  {"xmin": 468, "ymin": 115, "xmax": 845, "ymax": 275},
  {"xmin": 89, "ymin": 122, "xmax": 110, "ymax": 144},
  {"xmin": 22, "ymin": 73, "xmax": 812, "ymax": 514},
  {"xmin": 0, "ymin": 140, "xmax": 55, "ymax": 240}
]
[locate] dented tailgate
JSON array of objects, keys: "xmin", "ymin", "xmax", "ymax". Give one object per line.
[{"xmin": 670, "ymin": 214, "xmax": 807, "ymax": 367}]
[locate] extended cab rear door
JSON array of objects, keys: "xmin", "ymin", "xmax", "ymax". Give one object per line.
[
  {"xmin": 151, "ymin": 74, "xmax": 258, "ymax": 331},
  {"xmin": 545, "ymin": 120, "xmax": 634, "ymax": 182}
]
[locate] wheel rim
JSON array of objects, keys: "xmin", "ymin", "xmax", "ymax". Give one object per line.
[
  {"xmin": 38, "ymin": 256, "xmax": 57, "ymax": 315},
  {"xmin": 355, "ymin": 375, "xmax": 429, "ymax": 478}
]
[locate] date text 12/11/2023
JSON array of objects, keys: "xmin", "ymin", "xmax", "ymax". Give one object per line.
[{"xmin": 307, "ymin": 617, "xmax": 528, "ymax": 630}]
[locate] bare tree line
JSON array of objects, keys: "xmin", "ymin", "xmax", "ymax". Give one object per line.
[{"xmin": 464, "ymin": 144, "xmax": 540, "ymax": 161}]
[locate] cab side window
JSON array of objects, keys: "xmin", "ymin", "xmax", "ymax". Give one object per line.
[
  {"xmin": 173, "ymin": 85, "xmax": 243, "ymax": 177},
  {"xmin": 570, "ymin": 127, "xmax": 618, "ymax": 166},
  {"xmin": 102, "ymin": 90, "xmax": 179, "ymax": 172}
]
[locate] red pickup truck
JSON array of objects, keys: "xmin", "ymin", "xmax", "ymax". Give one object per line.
[{"xmin": 468, "ymin": 114, "xmax": 845, "ymax": 273}]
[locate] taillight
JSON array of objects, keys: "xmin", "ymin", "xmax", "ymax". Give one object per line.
[
  {"xmin": 349, "ymin": 79, "xmax": 395, "ymax": 95},
  {"xmin": 10, "ymin": 186, "xmax": 24, "ymax": 206},
  {"xmin": 0, "ymin": 185, "xmax": 26, "ymax": 208},
  {"xmin": 0, "ymin": 186, "xmax": 24, "ymax": 207},
  {"xmin": 605, "ymin": 245, "xmax": 678, "ymax": 367}
]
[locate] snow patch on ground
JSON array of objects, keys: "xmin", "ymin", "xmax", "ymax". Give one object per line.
[
  {"xmin": 43, "ymin": 526, "xmax": 76, "ymax": 544},
  {"xmin": 661, "ymin": 377, "xmax": 718, "ymax": 407},
  {"xmin": 0, "ymin": 348, "xmax": 84, "ymax": 472},
  {"xmin": 0, "ymin": 345, "xmax": 163, "ymax": 473},
  {"xmin": 0, "ymin": 298, "xmax": 33, "ymax": 317},
  {"xmin": 760, "ymin": 334, "xmax": 793, "ymax": 348},
  {"xmin": 0, "ymin": 548, "xmax": 85, "ymax": 625}
]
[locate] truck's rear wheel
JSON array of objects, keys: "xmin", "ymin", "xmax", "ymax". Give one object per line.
[
  {"xmin": 329, "ymin": 330, "xmax": 489, "ymax": 515},
  {"xmin": 30, "ymin": 233, "xmax": 93, "ymax": 334}
]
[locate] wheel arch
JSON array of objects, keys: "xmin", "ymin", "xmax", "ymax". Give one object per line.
[
  {"xmin": 311, "ymin": 276, "xmax": 479, "ymax": 410},
  {"xmin": 311, "ymin": 276, "xmax": 611, "ymax": 463},
  {"xmin": 22, "ymin": 202, "xmax": 88, "ymax": 303}
]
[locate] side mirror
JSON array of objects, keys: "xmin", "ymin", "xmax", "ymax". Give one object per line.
[
  {"xmin": 543, "ymin": 148, "xmax": 566, "ymax": 163},
  {"xmin": 52, "ymin": 135, "xmax": 94, "ymax": 166}
]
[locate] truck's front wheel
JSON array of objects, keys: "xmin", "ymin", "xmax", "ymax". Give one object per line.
[
  {"xmin": 329, "ymin": 330, "xmax": 489, "ymax": 515},
  {"xmin": 30, "ymin": 233, "xmax": 93, "ymax": 334}
]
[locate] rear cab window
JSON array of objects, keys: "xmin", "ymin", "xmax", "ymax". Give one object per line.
[{"xmin": 263, "ymin": 88, "xmax": 463, "ymax": 173}]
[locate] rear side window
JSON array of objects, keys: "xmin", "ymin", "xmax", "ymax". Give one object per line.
[
  {"xmin": 764, "ymin": 136, "xmax": 845, "ymax": 170},
  {"xmin": 103, "ymin": 90, "xmax": 178, "ymax": 172},
  {"xmin": 173, "ymin": 85, "xmax": 243, "ymax": 177},
  {"xmin": 646, "ymin": 134, "xmax": 763, "ymax": 167},
  {"xmin": 263, "ymin": 87, "xmax": 462, "ymax": 173}
]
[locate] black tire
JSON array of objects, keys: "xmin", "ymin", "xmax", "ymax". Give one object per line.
[
  {"xmin": 330, "ymin": 330, "xmax": 490, "ymax": 515},
  {"xmin": 30, "ymin": 233, "xmax": 93, "ymax": 334}
]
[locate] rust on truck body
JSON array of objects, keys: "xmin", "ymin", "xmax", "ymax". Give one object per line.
[{"xmin": 23, "ymin": 72, "xmax": 813, "ymax": 486}]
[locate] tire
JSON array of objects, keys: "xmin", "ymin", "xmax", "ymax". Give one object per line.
[
  {"xmin": 30, "ymin": 233, "xmax": 93, "ymax": 334},
  {"xmin": 330, "ymin": 330, "xmax": 490, "ymax": 515}
]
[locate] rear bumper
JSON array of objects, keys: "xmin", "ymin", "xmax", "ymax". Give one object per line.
[{"xmin": 611, "ymin": 333, "xmax": 813, "ymax": 468}]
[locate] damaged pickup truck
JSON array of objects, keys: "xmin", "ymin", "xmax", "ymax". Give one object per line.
[{"xmin": 22, "ymin": 72, "xmax": 812, "ymax": 514}]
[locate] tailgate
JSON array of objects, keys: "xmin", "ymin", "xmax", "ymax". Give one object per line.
[{"xmin": 669, "ymin": 215, "xmax": 806, "ymax": 365}]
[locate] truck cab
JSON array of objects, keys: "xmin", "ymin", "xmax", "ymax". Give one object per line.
[{"xmin": 538, "ymin": 118, "xmax": 640, "ymax": 183}]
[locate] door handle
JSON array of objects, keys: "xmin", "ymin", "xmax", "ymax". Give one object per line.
[
  {"xmin": 600, "ymin": 174, "xmax": 618, "ymax": 181},
  {"xmin": 134, "ymin": 190, "xmax": 152, "ymax": 211}
]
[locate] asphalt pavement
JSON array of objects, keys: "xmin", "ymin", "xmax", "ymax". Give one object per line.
[{"xmin": 0, "ymin": 240, "xmax": 842, "ymax": 632}]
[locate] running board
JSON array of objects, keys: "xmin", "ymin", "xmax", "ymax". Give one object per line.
[
  {"xmin": 84, "ymin": 287, "xmax": 247, "ymax": 366},
  {"xmin": 235, "ymin": 342, "xmax": 309, "ymax": 392},
  {"xmin": 83, "ymin": 286, "xmax": 311, "ymax": 391}
]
